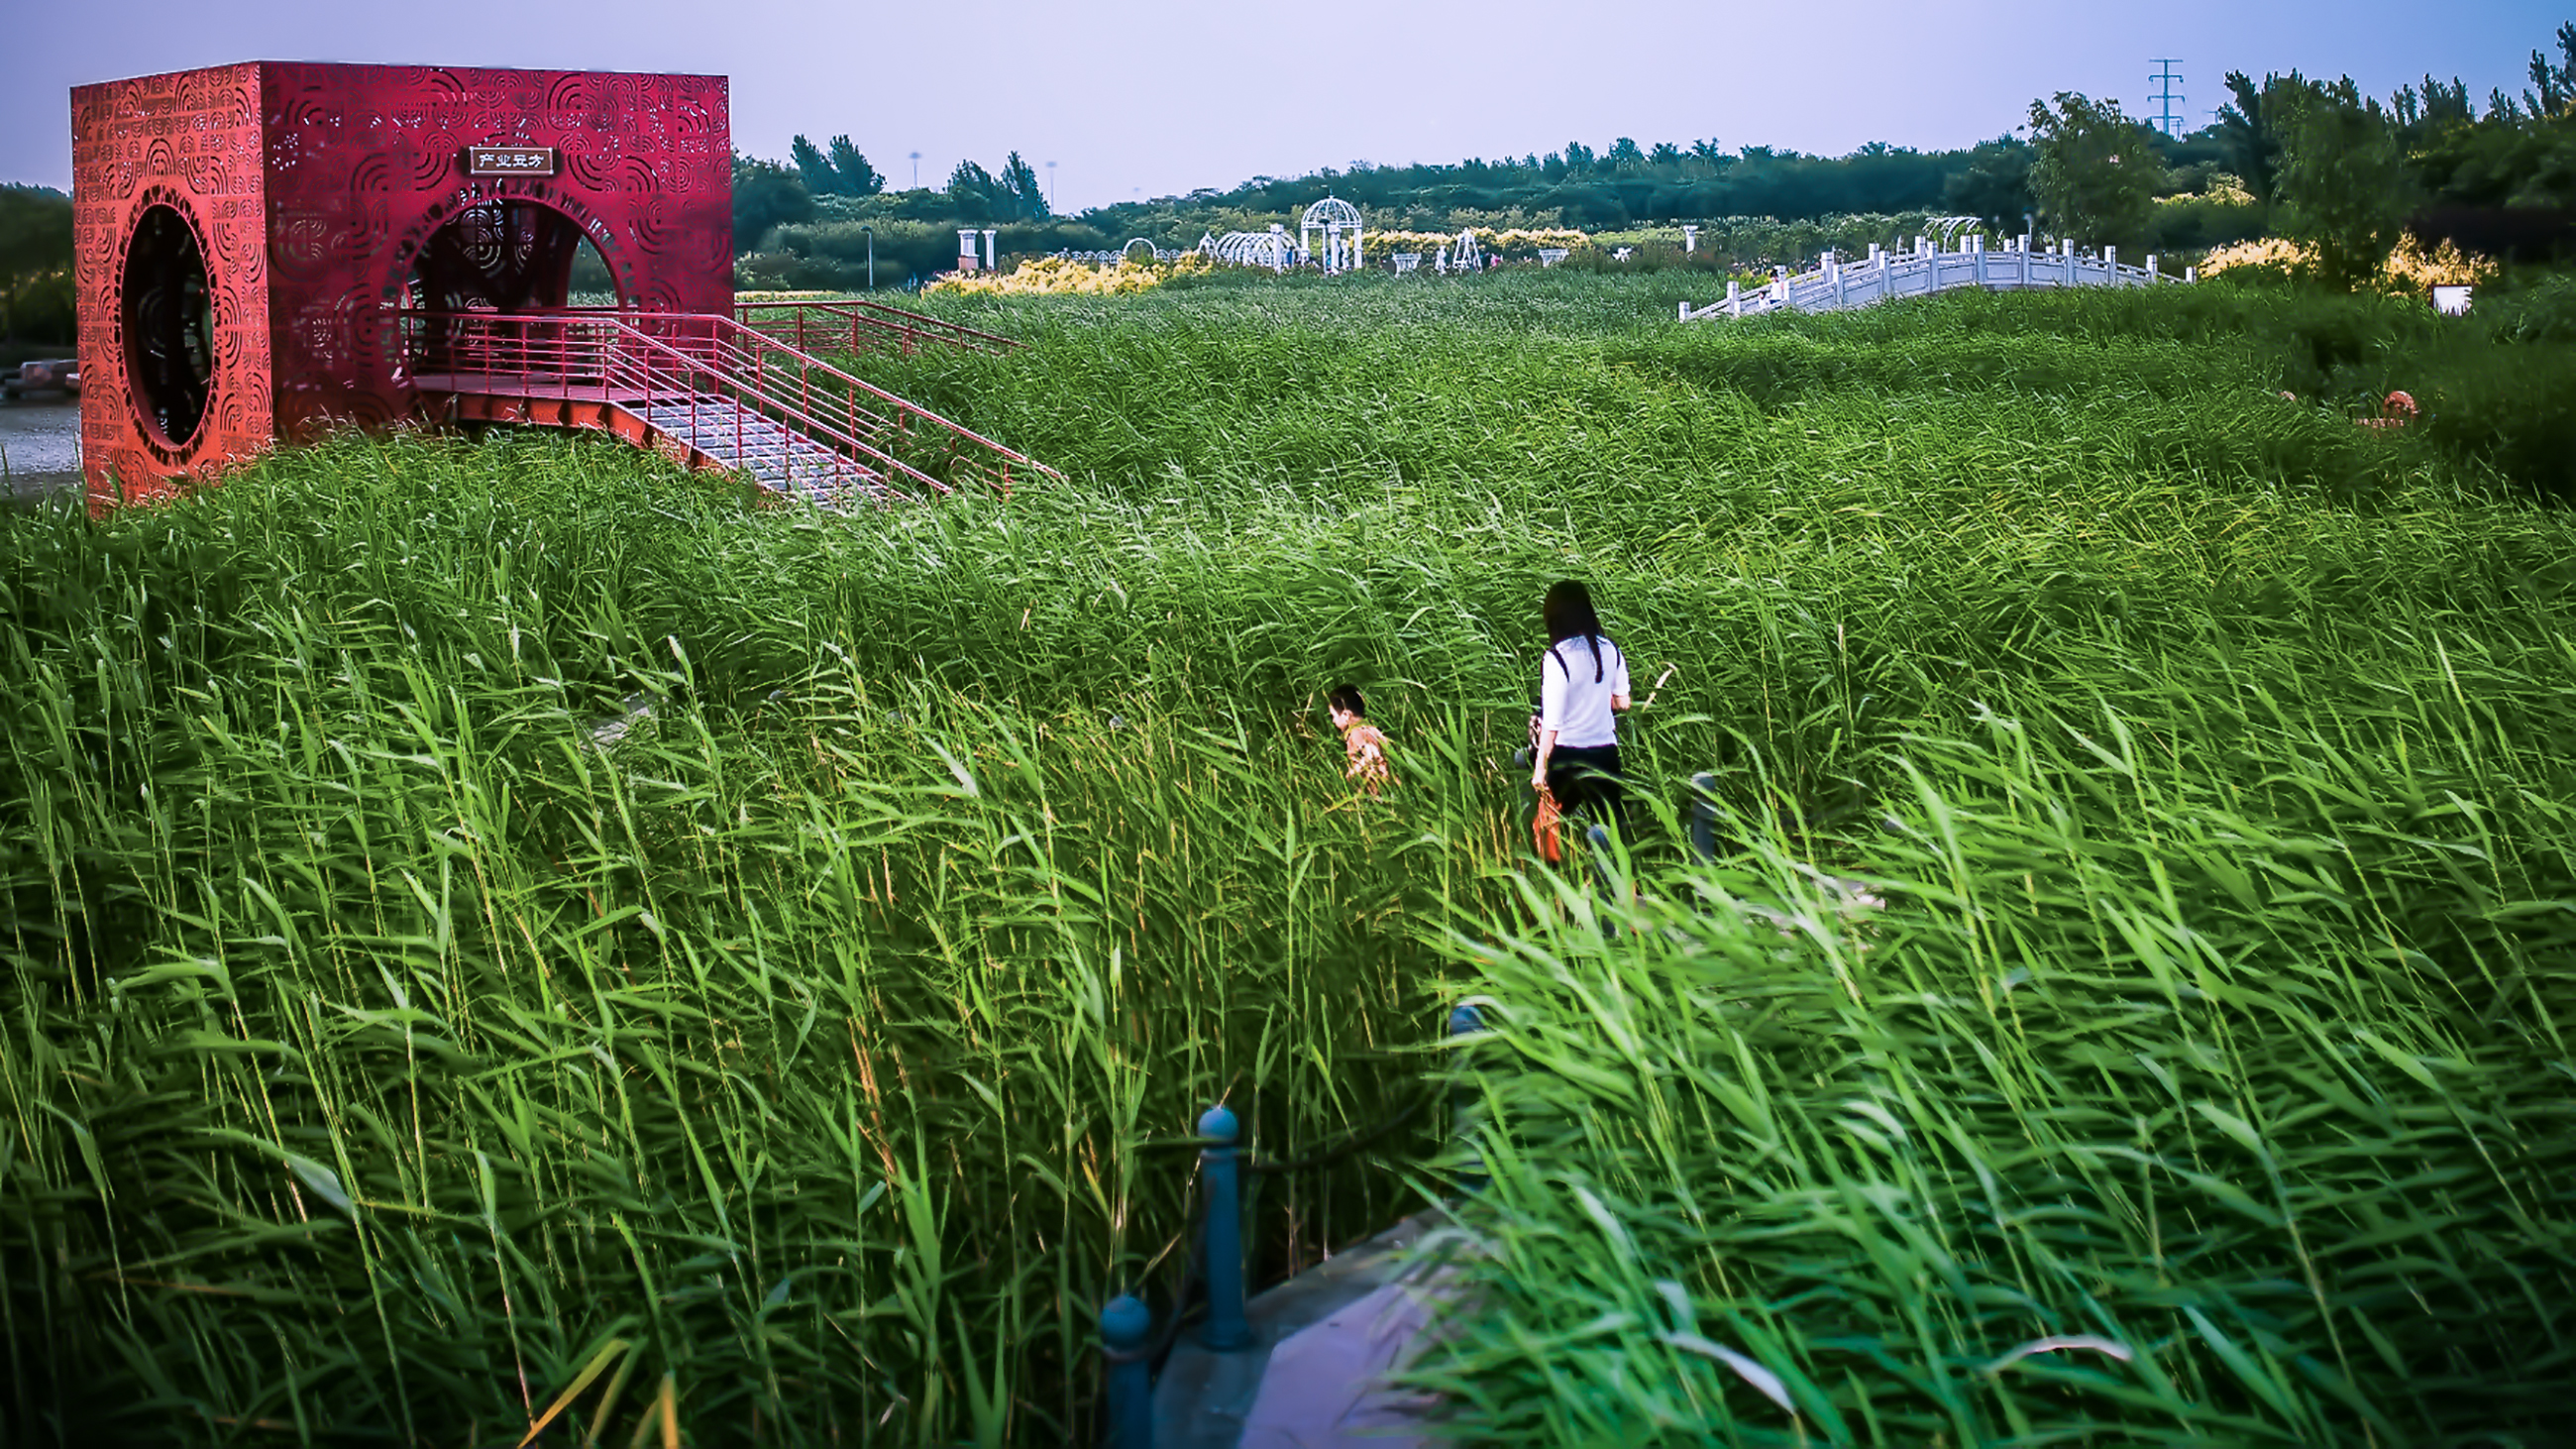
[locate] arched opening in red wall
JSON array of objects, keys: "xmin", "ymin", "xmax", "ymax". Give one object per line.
[
  {"xmin": 406, "ymin": 198, "xmax": 611, "ymax": 312},
  {"xmin": 392, "ymin": 197, "xmax": 621, "ymax": 379}
]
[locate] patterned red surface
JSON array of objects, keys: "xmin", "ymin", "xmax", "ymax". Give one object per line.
[{"xmin": 71, "ymin": 61, "xmax": 732, "ymax": 509}]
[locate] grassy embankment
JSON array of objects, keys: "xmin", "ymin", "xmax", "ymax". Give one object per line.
[{"xmin": 5, "ymin": 268, "xmax": 2574, "ymax": 1445}]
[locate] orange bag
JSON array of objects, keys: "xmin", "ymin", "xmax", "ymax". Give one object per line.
[{"xmin": 1533, "ymin": 785, "xmax": 1563, "ymax": 863}]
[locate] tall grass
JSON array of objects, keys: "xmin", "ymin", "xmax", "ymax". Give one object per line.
[{"xmin": 6, "ymin": 271, "xmax": 2574, "ymax": 1444}]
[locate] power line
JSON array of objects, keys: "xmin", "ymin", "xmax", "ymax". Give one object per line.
[{"xmin": 2149, "ymin": 59, "xmax": 2186, "ymax": 137}]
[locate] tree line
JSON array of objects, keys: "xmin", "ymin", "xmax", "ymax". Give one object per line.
[
  {"xmin": 734, "ymin": 21, "xmax": 2573, "ymax": 290},
  {"xmin": 2024, "ymin": 23, "xmax": 2576, "ymax": 288}
]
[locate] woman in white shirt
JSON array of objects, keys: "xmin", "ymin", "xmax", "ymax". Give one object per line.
[{"xmin": 1529, "ymin": 580, "xmax": 1632, "ymax": 829}]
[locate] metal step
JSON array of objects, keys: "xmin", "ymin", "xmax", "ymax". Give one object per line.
[{"xmin": 637, "ymin": 396, "xmax": 897, "ymax": 505}]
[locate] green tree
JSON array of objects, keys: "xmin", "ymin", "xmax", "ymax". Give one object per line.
[
  {"xmin": 827, "ymin": 137, "xmax": 886, "ymax": 197},
  {"xmin": 2393, "ymin": 74, "xmax": 2476, "ymax": 137},
  {"xmin": 1, "ymin": 183, "xmax": 76, "ymax": 342},
  {"xmin": 732, "ymin": 155, "xmax": 814, "ymax": 252},
  {"xmin": 946, "ymin": 161, "xmax": 1002, "ymax": 224},
  {"xmin": 790, "ymin": 135, "xmax": 839, "ymax": 195},
  {"xmin": 2215, "ymin": 71, "xmax": 2290, "ymax": 205},
  {"xmin": 2024, "ymin": 92, "xmax": 2163, "ymax": 251},
  {"xmin": 1943, "ymin": 137, "xmax": 2034, "ymax": 232},
  {"xmin": 2272, "ymin": 75, "xmax": 2414, "ymax": 290},
  {"xmin": 999, "ymin": 152, "xmax": 1049, "ymax": 222},
  {"xmin": 2524, "ymin": 21, "xmax": 2576, "ymax": 117}
]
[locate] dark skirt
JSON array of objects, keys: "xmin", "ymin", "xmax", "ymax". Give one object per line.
[{"xmin": 1545, "ymin": 743, "xmax": 1623, "ymax": 829}]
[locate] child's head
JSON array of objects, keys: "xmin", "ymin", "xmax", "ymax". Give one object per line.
[{"xmin": 1327, "ymin": 683, "xmax": 1366, "ymax": 729}]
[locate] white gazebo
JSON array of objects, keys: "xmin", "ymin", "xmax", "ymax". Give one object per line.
[{"xmin": 1301, "ymin": 195, "xmax": 1365, "ymax": 275}]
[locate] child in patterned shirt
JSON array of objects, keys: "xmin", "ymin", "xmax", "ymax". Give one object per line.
[{"xmin": 1327, "ymin": 684, "xmax": 1391, "ymax": 794}]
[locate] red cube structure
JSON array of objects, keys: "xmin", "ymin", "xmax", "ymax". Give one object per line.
[{"xmin": 70, "ymin": 61, "xmax": 731, "ymax": 507}]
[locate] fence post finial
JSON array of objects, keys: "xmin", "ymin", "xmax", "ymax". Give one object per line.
[
  {"xmin": 1449, "ymin": 1004, "xmax": 1489, "ymax": 1194},
  {"xmin": 1102, "ymin": 1295, "xmax": 1153, "ymax": 1449},
  {"xmin": 1198, "ymin": 1105, "xmax": 1250, "ymax": 1350}
]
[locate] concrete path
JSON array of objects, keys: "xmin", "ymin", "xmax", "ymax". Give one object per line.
[
  {"xmin": 1154, "ymin": 1210, "xmax": 1463, "ymax": 1449},
  {"xmin": 0, "ymin": 395, "xmax": 82, "ymax": 504}
]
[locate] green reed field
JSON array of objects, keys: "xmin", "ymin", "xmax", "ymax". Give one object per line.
[{"xmin": 6, "ymin": 269, "xmax": 2574, "ymax": 1446}]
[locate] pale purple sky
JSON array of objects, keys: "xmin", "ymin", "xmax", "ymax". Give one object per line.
[{"xmin": 6, "ymin": 0, "xmax": 2563, "ymax": 211}]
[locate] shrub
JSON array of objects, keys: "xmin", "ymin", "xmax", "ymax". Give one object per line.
[{"xmin": 2415, "ymin": 338, "xmax": 2576, "ymax": 499}]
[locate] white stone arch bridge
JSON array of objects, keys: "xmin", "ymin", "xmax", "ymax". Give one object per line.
[{"xmin": 1682, "ymin": 233, "xmax": 2194, "ymax": 321}]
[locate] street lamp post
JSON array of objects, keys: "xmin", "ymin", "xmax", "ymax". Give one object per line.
[
  {"xmin": 861, "ymin": 223, "xmax": 874, "ymax": 290},
  {"xmin": 1046, "ymin": 161, "xmax": 1056, "ymax": 208},
  {"xmin": 910, "ymin": 151, "xmax": 921, "ymax": 189}
]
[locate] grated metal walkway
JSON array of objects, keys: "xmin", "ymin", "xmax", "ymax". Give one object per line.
[{"xmin": 634, "ymin": 397, "xmax": 893, "ymax": 505}]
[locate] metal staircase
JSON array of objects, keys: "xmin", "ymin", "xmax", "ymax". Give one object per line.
[
  {"xmin": 629, "ymin": 394, "xmax": 886, "ymax": 504},
  {"xmin": 402, "ymin": 307, "xmax": 1057, "ymax": 505}
]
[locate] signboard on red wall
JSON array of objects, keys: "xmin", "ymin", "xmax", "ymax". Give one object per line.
[{"xmin": 465, "ymin": 146, "xmax": 559, "ymax": 177}]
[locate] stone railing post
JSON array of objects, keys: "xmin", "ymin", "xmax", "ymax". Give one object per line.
[
  {"xmin": 1102, "ymin": 1295, "xmax": 1153, "ymax": 1449},
  {"xmin": 1198, "ymin": 1105, "xmax": 1249, "ymax": 1350},
  {"xmin": 1727, "ymin": 279, "xmax": 1742, "ymax": 317}
]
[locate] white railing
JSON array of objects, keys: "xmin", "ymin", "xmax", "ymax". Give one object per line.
[{"xmin": 1680, "ymin": 235, "xmax": 2195, "ymax": 321}]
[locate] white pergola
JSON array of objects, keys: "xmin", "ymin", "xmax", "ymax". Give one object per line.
[
  {"xmin": 1211, "ymin": 226, "xmax": 1294, "ymax": 272},
  {"xmin": 1301, "ymin": 195, "xmax": 1364, "ymax": 275}
]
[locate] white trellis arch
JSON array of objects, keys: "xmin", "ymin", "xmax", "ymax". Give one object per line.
[
  {"xmin": 1301, "ymin": 195, "xmax": 1364, "ymax": 274},
  {"xmin": 1212, "ymin": 226, "xmax": 1294, "ymax": 272},
  {"xmin": 1928, "ymin": 215, "xmax": 1986, "ymax": 249}
]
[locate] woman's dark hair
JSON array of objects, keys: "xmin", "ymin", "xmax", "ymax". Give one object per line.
[
  {"xmin": 1328, "ymin": 684, "xmax": 1366, "ymax": 718},
  {"xmin": 1543, "ymin": 580, "xmax": 1605, "ymax": 682}
]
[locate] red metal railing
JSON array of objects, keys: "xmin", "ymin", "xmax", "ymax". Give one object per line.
[
  {"xmin": 732, "ymin": 298, "xmax": 1024, "ymax": 358},
  {"xmin": 399, "ymin": 308, "xmax": 1058, "ymax": 502}
]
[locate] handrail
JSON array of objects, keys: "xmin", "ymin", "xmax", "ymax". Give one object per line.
[
  {"xmin": 398, "ymin": 308, "xmax": 1060, "ymax": 502},
  {"xmin": 1683, "ymin": 238, "xmax": 2191, "ymax": 322},
  {"xmin": 733, "ymin": 298, "xmax": 1024, "ymax": 358},
  {"xmin": 1093, "ymin": 1006, "xmax": 1484, "ymax": 1449},
  {"xmin": 403, "ymin": 310, "xmax": 942, "ymax": 501}
]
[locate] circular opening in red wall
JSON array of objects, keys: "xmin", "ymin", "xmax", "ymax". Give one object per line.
[{"xmin": 122, "ymin": 204, "xmax": 216, "ymax": 450}]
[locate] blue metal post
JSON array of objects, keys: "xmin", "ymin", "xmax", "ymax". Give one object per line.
[
  {"xmin": 1448, "ymin": 1004, "xmax": 1487, "ymax": 1195},
  {"xmin": 1100, "ymin": 1293, "xmax": 1152, "ymax": 1449},
  {"xmin": 1688, "ymin": 771, "xmax": 1719, "ymax": 863},
  {"xmin": 1198, "ymin": 1105, "xmax": 1249, "ymax": 1349}
]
